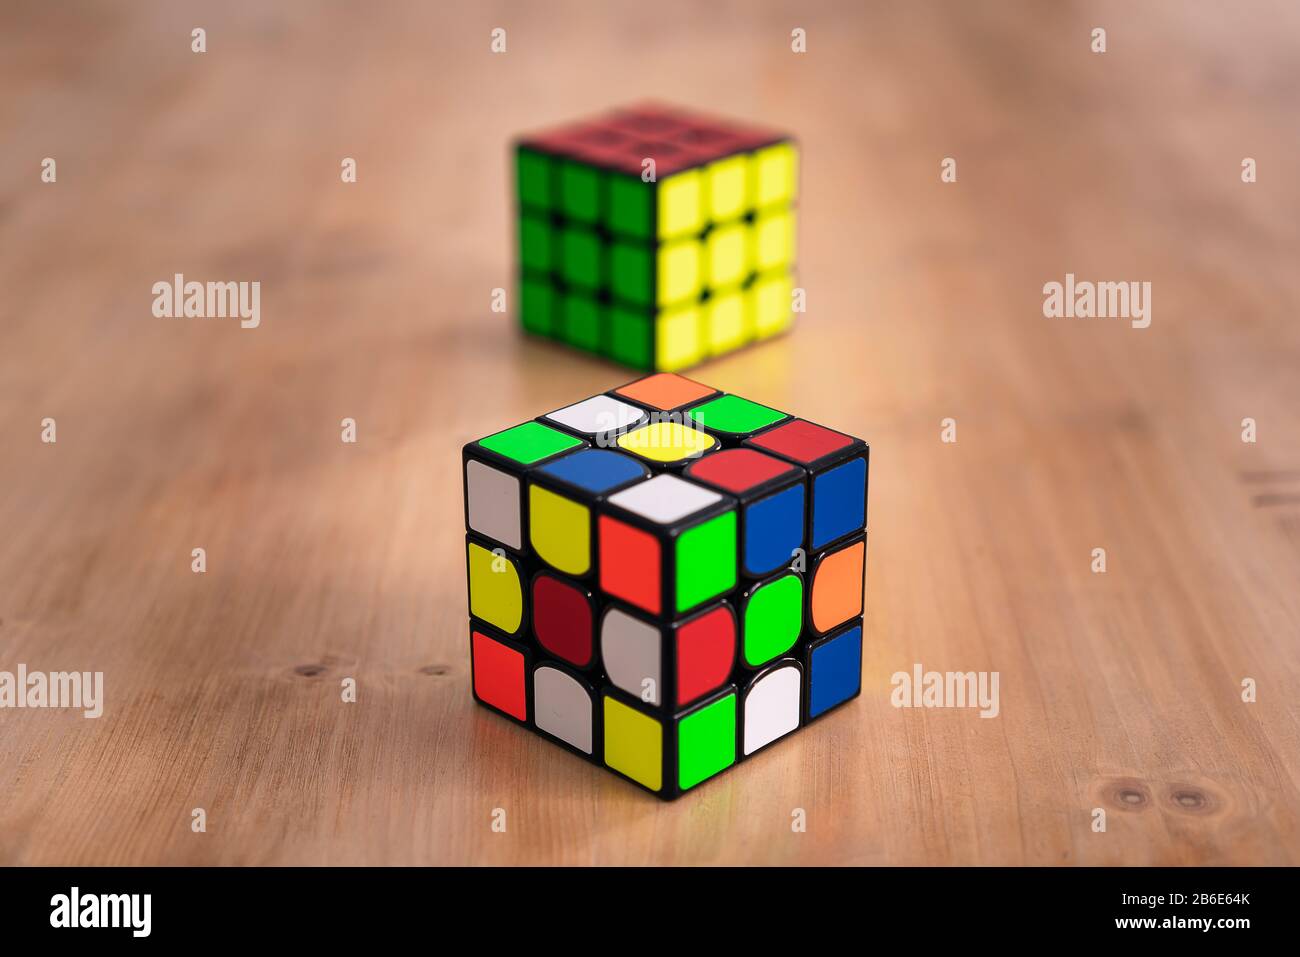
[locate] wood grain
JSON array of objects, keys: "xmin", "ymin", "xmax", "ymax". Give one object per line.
[{"xmin": 1, "ymin": 0, "xmax": 1297, "ymax": 865}]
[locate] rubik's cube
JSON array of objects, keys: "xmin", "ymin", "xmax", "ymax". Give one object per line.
[
  {"xmin": 462, "ymin": 373, "xmax": 867, "ymax": 799},
  {"xmin": 515, "ymin": 104, "xmax": 798, "ymax": 371}
]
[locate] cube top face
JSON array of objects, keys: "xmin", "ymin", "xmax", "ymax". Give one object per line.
[
  {"xmin": 476, "ymin": 420, "xmax": 584, "ymax": 466},
  {"xmin": 605, "ymin": 472, "xmax": 727, "ymax": 526},
  {"xmin": 613, "ymin": 372, "xmax": 717, "ymax": 412},
  {"xmin": 515, "ymin": 104, "xmax": 797, "ymax": 372},
  {"xmin": 519, "ymin": 102, "xmax": 787, "ymax": 180},
  {"xmin": 464, "ymin": 379, "xmax": 867, "ymax": 799},
  {"xmin": 747, "ymin": 418, "xmax": 862, "ymax": 469},
  {"xmin": 534, "ymin": 448, "xmax": 648, "ymax": 496}
]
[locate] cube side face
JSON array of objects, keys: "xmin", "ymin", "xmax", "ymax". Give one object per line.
[
  {"xmin": 513, "ymin": 107, "xmax": 797, "ymax": 372},
  {"xmin": 463, "ymin": 382, "xmax": 865, "ymax": 800},
  {"xmin": 648, "ymin": 137, "xmax": 800, "ymax": 372},
  {"xmin": 515, "ymin": 139, "xmax": 658, "ymax": 370}
]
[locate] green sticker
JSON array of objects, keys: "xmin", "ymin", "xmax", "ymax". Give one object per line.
[
  {"xmin": 517, "ymin": 148, "xmax": 551, "ymax": 210},
  {"xmin": 561, "ymin": 226, "xmax": 602, "ymax": 290},
  {"xmin": 676, "ymin": 511, "xmax": 737, "ymax": 612},
  {"xmin": 608, "ymin": 307, "xmax": 653, "ymax": 369},
  {"xmin": 609, "ymin": 241, "xmax": 653, "ymax": 306},
  {"xmin": 520, "ymin": 278, "xmax": 555, "ymax": 336},
  {"xmin": 688, "ymin": 394, "xmax": 787, "ymax": 435},
  {"xmin": 607, "ymin": 174, "xmax": 653, "ymax": 239},
  {"xmin": 519, "ymin": 215, "xmax": 552, "ymax": 273},
  {"xmin": 560, "ymin": 161, "xmax": 600, "ymax": 223},
  {"xmin": 479, "ymin": 421, "xmax": 581, "ymax": 465},
  {"xmin": 678, "ymin": 693, "xmax": 736, "ymax": 790},
  {"xmin": 743, "ymin": 572, "xmax": 803, "ymax": 665},
  {"xmin": 562, "ymin": 295, "xmax": 601, "ymax": 353}
]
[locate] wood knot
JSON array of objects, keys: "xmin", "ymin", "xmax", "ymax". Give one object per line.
[
  {"xmin": 294, "ymin": 663, "xmax": 328, "ymax": 678},
  {"xmin": 1102, "ymin": 778, "xmax": 1151, "ymax": 811},
  {"xmin": 1167, "ymin": 786, "xmax": 1216, "ymax": 815},
  {"xmin": 419, "ymin": 664, "xmax": 451, "ymax": 676}
]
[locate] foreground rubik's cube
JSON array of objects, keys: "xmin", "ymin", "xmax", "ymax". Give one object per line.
[
  {"xmin": 515, "ymin": 104, "xmax": 797, "ymax": 371},
  {"xmin": 463, "ymin": 374, "xmax": 867, "ymax": 799}
]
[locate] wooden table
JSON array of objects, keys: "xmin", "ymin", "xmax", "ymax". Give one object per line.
[{"xmin": 2, "ymin": 0, "xmax": 1297, "ymax": 866}]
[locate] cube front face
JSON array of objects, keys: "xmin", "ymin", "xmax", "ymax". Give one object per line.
[
  {"xmin": 515, "ymin": 104, "xmax": 798, "ymax": 372},
  {"xmin": 463, "ymin": 374, "xmax": 867, "ymax": 799}
]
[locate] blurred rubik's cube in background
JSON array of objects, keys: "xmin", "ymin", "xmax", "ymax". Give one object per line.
[
  {"xmin": 462, "ymin": 374, "xmax": 866, "ymax": 799},
  {"xmin": 515, "ymin": 104, "xmax": 798, "ymax": 371}
]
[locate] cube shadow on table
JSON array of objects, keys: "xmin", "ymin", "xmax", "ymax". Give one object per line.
[{"xmin": 463, "ymin": 373, "xmax": 867, "ymax": 799}]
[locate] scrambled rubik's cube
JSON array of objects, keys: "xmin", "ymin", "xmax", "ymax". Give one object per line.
[
  {"xmin": 515, "ymin": 104, "xmax": 797, "ymax": 371},
  {"xmin": 463, "ymin": 373, "xmax": 867, "ymax": 799}
]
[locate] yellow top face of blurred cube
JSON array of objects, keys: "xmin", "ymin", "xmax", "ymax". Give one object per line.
[
  {"xmin": 706, "ymin": 222, "xmax": 749, "ymax": 288},
  {"xmin": 707, "ymin": 155, "xmax": 749, "ymax": 222},
  {"xmin": 753, "ymin": 210, "xmax": 794, "ymax": 272},
  {"xmin": 658, "ymin": 169, "xmax": 703, "ymax": 240},
  {"xmin": 753, "ymin": 142, "xmax": 797, "ymax": 208},
  {"xmin": 657, "ymin": 238, "xmax": 701, "ymax": 307},
  {"xmin": 617, "ymin": 419, "xmax": 716, "ymax": 462}
]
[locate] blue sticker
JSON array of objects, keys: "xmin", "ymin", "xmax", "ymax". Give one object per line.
[
  {"xmin": 537, "ymin": 448, "xmax": 646, "ymax": 495},
  {"xmin": 811, "ymin": 456, "xmax": 865, "ymax": 549},
  {"xmin": 809, "ymin": 624, "xmax": 862, "ymax": 718},
  {"xmin": 744, "ymin": 483, "xmax": 804, "ymax": 577}
]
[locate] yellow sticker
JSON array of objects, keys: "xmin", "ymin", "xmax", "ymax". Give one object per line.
[
  {"xmin": 604, "ymin": 696, "xmax": 663, "ymax": 791},
  {"xmin": 528, "ymin": 485, "xmax": 591, "ymax": 575}
]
